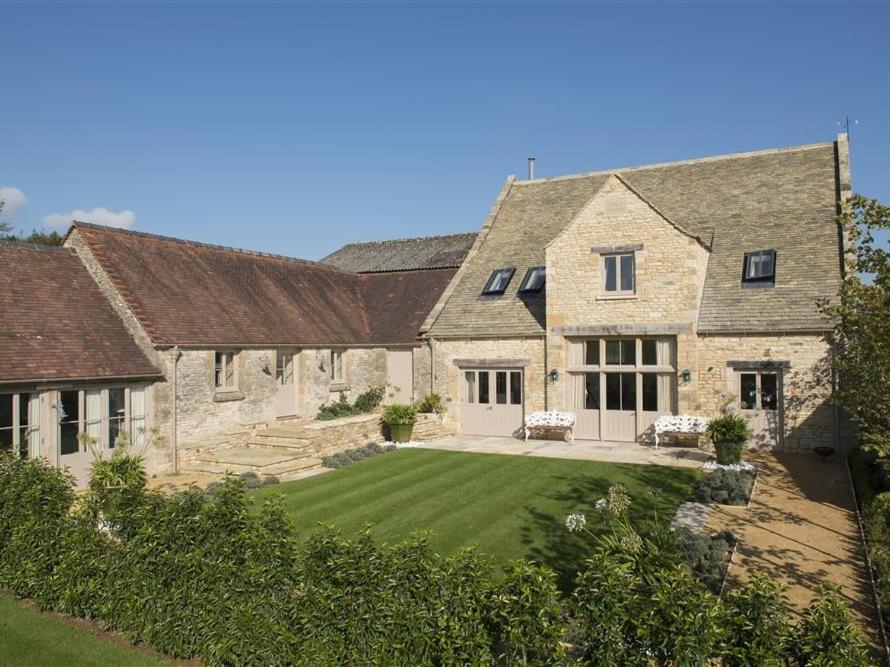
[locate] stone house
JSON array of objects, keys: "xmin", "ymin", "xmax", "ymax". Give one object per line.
[
  {"xmin": 0, "ymin": 134, "xmax": 851, "ymax": 485},
  {"xmin": 421, "ymin": 135, "xmax": 851, "ymax": 452}
]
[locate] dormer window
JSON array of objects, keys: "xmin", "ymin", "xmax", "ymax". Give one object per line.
[
  {"xmin": 518, "ymin": 266, "xmax": 546, "ymax": 293},
  {"xmin": 481, "ymin": 267, "xmax": 515, "ymax": 296},
  {"xmin": 743, "ymin": 250, "xmax": 776, "ymax": 286}
]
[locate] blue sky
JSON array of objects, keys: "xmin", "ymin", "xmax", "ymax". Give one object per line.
[{"xmin": 2, "ymin": 2, "xmax": 889, "ymax": 259}]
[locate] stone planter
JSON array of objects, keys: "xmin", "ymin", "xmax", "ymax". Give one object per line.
[
  {"xmin": 387, "ymin": 423, "xmax": 414, "ymax": 443},
  {"xmin": 714, "ymin": 440, "xmax": 744, "ymax": 465}
]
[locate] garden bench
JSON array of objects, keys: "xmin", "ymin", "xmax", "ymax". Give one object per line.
[
  {"xmin": 523, "ymin": 411, "xmax": 576, "ymax": 442},
  {"xmin": 653, "ymin": 414, "xmax": 710, "ymax": 449}
]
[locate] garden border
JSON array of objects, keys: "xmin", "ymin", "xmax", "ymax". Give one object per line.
[{"xmin": 846, "ymin": 455, "xmax": 890, "ymax": 663}]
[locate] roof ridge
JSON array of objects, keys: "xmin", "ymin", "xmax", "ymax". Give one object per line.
[
  {"xmin": 71, "ymin": 222, "xmax": 358, "ymax": 276},
  {"xmin": 512, "ymin": 139, "xmax": 834, "ymax": 186},
  {"xmin": 336, "ymin": 231, "xmax": 477, "ymax": 248},
  {"xmin": 0, "ymin": 239, "xmax": 73, "ymax": 253}
]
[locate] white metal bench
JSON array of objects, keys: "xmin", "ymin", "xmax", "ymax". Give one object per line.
[
  {"xmin": 653, "ymin": 414, "xmax": 710, "ymax": 449},
  {"xmin": 524, "ymin": 411, "xmax": 576, "ymax": 442}
]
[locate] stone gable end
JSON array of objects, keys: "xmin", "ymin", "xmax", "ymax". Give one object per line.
[{"xmin": 545, "ymin": 175, "xmax": 710, "ymax": 331}]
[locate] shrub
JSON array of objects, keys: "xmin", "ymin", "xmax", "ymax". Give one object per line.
[
  {"xmin": 706, "ymin": 413, "xmax": 752, "ymax": 445},
  {"xmin": 382, "ymin": 402, "xmax": 417, "ymax": 426},
  {"xmin": 321, "ymin": 443, "xmax": 396, "ymax": 469},
  {"xmin": 239, "ymin": 471, "xmax": 263, "ymax": 489},
  {"xmin": 352, "ymin": 386, "xmax": 385, "ymax": 413},
  {"xmin": 720, "ymin": 574, "xmax": 792, "ymax": 665},
  {"xmin": 792, "ymin": 585, "xmax": 871, "ymax": 666},
  {"xmin": 694, "ymin": 468, "xmax": 755, "ymax": 505},
  {"xmin": 316, "ymin": 386, "xmax": 385, "ymax": 421},
  {"xmin": 262, "ymin": 474, "xmax": 280, "ymax": 486},
  {"xmin": 416, "ymin": 393, "xmax": 445, "ymax": 414},
  {"xmin": 675, "ymin": 528, "xmax": 735, "ymax": 593}
]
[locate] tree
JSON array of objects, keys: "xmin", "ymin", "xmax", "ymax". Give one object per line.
[
  {"xmin": 821, "ymin": 194, "xmax": 890, "ymax": 455},
  {"xmin": 0, "ymin": 199, "xmax": 10, "ymax": 238}
]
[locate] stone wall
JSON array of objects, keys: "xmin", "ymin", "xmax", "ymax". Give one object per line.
[
  {"xmin": 544, "ymin": 175, "xmax": 709, "ymax": 413},
  {"xmin": 694, "ymin": 333, "xmax": 835, "ymax": 452},
  {"xmin": 427, "ymin": 337, "xmax": 547, "ymax": 426},
  {"xmin": 150, "ymin": 346, "xmax": 388, "ymax": 475}
]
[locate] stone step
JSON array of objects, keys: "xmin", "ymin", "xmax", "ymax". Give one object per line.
[
  {"xmin": 255, "ymin": 427, "xmax": 313, "ymax": 439},
  {"xmin": 180, "ymin": 446, "xmax": 322, "ymax": 477},
  {"xmin": 245, "ymin": 437, "xmax": 317, "ymax": 451}
]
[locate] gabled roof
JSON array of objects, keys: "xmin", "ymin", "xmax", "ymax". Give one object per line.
[
  {"xmin": 321, "ymin": 232, "xmax": 477, "ymax": 273},
  {"xmin": 426, "ymin": 139, "xmax": 844, "ymax": 337},
  {"xmin": 0, "ymin": 241, "xmax": 161, "ymax": 385},
  {"xmin": 69, "ymin": 224, "xmax": 457, "ymax": 347}
]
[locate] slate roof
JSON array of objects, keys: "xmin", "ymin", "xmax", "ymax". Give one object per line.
[
  {"xmin": 70, "ymin": 224, "xmax": 453, "ymax": 347},
  {"xmin": 0, "ymin": 242, "xmax": 161, "ymax": 385},
  {"xmin": 321, "ymin": 232, "xmax": 477, "ymax": 273},
  {"xmin": 426, "ymin": 140, "xmax": 844, "ymax": 338}
]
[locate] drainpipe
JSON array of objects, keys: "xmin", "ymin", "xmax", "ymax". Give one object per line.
[
  {"xmin": 172, "ymin": 346, "xmax": 181, "ymax": 474},
  {"xmin": 429, "ymin": 338, "xmax": 436, "ymax": 396}
]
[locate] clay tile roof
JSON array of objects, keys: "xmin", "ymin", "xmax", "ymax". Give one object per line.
[
  {"xmin": 321, "ymin": 232, "xmax": 477, "ymax": 273},
  {"xmin": 427, "ymin": 139, "xmax": 843, "ymax": 337},
  {"xmin": 71, "ymin": 224, "xmax": 461, "ymax": 347},
  {"xmin": 0, "ymin": 241, "xmax": 161, "ymax": 385}
]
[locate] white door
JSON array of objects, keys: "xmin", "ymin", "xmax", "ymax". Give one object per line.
[
  {"xmin": 386, "ymin": 349, "xmax": 414, "ymax": 404},
  {"xmin": 460, "ymin": 369, "xmax": 524, "ymax": 437},
  {"xmin": 737, "ymin": 369, "xmax": 783, "ymax": 449},
  {"xmin": 570, "ymin": 372, "xmax": 600, "ymax": 440},
  {"xmin": 276, "ymin": 350, "xmax": 299, "ymax": 418},
  {"xmin": 57, "ymin": 389, "xmax": 95, "ymax": 486}
]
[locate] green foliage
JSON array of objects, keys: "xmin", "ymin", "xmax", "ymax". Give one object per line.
[
  {"xmin": 694, "ymin": 468, "xmax": 755, "ymax": 505},
  {"xmin": 321, "ymin": 442, "xmax": 394, "ymax": 469},
  {"xmin": 316, "ymin": 385, "xmax": 385, "ymax": 421},
  {"xmin": 706, "ymin": 413, "xmax": 751, "ymax": 447},
  {"xmin": 382, "ymin": 402, "xmax": 417, "ymax": 426},
  {"xmin": 0, "ymin": 454, "xmax": 872, "ymax": 665},
  {"xmin": 675, "ymin": 528, "xmax": 735, "ymax": 594},
  {"xmin": 719, "ymin": 574, "xmax": 793, "ymax": 665},
  {"xmin": 792, "ymin": 585, "xmax": 871, "ymax": 666},
  {"xmin": 821, "ymin": 194, "xmax": 890, "ymax": 457},
  {"xmin": 239, "ymin": 470, "xmax": 263, "ymax": 489},
  {"xmin": 262, "ymin": 474, "xmax": 280, "ymax": 486},
  {"xmin": 850, "ymin": 449, "xmax": 890, "ymax": 617},
  {"xmin": 416, "ymin": 393, "xmax": 445, "ymax": 414}
]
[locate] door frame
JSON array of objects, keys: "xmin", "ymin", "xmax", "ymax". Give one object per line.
[
  {"xmin": 460, "ymin": 366, "xmax": 525, "ymax": 437},
  {"xmin": 727, "ymin": 361, "xmax": 787, "ymax": 450},
  {"xmin": 275, "ymin": 349, "xmax": 301, "ymax": 418}
]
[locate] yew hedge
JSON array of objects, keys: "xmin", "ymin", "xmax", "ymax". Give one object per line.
[{"xmin": 0, "ymin": 454, "xmax": 872, "ymax": 665}]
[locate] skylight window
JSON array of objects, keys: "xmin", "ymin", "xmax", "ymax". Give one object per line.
[
  {"xmin": 742, "ymin": 250, "xmax": 776, "ymax": 285},
  {"xmin": 481, "ymin": 267, "xmax": 515, "ymax": 295},
  {"xmin": 518, "ymin": 266, "xmax": 546, "ymax": 293}
]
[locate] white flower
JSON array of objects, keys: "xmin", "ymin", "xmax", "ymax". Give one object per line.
[
  {"xmin": 594, "ymin": 498, "xmax": 608, "ymax": 513},
  {"xmin": 703, "ymin": 460, "xmax": 755, "ymax": 473},
  {"xmin": 565, "ymin": 513, "xmax": 587, "ymax": 533}
]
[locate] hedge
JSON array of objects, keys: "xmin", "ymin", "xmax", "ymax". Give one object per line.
[{"xmin": 0, "ymin": 454, "xmax": 872, "ymax": 665}]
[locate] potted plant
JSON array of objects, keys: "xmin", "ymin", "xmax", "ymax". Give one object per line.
[
  {"xmin": 383, "ymin": 403, "xmax": 418, "ymax": 443},
  {"xmin": 705, "ymin": 413, "xmax": 752, "ymax": 464}
]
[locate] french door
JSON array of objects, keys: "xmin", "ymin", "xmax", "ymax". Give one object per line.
[
  {"xmin": 737, "ymin": 369, "xmax": 783, "ymax": 449},
  {"xmin": 461, "ymin": 368, "xmax": 524, "ymax": 437}
]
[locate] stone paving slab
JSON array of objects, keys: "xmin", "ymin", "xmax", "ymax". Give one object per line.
[
  {"xmin": 671, "ymin": 502, "xmax": 713, "ymax": 532},
  {"xmin": 706, "ymin": 451, "xmax": 881, "ymax": 648},
  {"xmin": 418, "ymin": 435, "xmax": 710, "ymax": 469}
]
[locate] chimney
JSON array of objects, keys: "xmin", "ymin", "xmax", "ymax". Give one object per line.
[{"xmin": 528, "ymin": 157, "xmax": 536, "ymax": 180}]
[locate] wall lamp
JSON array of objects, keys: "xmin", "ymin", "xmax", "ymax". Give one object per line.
[
  {"xmin": 680, "ymin": 369, "xmax": 692, "ymax": 383},
  {"xmin": 548, "ymin": 368, "xmax": 560, "ymax": 383}
]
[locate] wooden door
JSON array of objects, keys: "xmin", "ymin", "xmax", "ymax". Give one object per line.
[
  {"xmin": 737, "ymin": 369, "xmax": 783, "ymax": 449},
  {"xmin": 386, "ymin": 349, "xmax": 414, "ymax": 404},
  {"xmin": 460, "ymin": 369, "xmax": 524, "ymax": 437}
]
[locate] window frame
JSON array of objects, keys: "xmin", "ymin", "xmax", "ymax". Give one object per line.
[
  {"xmin": 517, "ymin": 266, "xmax": 546, "ymax": 294},
  {"xmin": 0, "ymin": 392, "xmax": 38, "ymax": 459},
  {"xmin": 56, "ymin": 385, "xmax": 150, "ymax": 454},
  {"xmin": 330, "ymin": 349, "xmax": 345, "ymax": 384},
  {"xmin": 601, "ymin": 252, "xmax": 635, "ymax": 296},
  {"xmin": 481, "ymin": 267, "xmax": 516, "ymax": 296},
  {"xmin": 742, "ymin": 249, "xmax": 777, "ymax": 286},
  {"xmin": 214, "ymin": 351, "xmax": 238, "ymax": 391}
]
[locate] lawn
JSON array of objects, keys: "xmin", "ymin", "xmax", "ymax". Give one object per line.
[
  {"xmin": 0, "ymin": 594, "xmax": 169, "ymax": 667},
  {"xmin": 254, "ymin": 448, "xmax": 699, "ymax": 588}
]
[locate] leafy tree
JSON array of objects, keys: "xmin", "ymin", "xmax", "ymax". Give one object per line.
[
  {"xmin": 821, "ymin": 194, "xmax": 890, "ymax": 456},
  {"xmin": 0, "ymin": 199, "xmax": 10, "ymax": 238}
]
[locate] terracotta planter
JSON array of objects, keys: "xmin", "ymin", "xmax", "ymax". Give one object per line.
[
  {"xmin": 388, "ymin": 423, "xmax": 414, "ymax": 443},
  {"xmin": 714, "ymin": 440, "xmax": 744, "ymax": 465}
]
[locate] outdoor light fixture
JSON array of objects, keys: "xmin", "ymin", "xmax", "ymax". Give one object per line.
[
  {"xmin": 681, "ymin": 369, "xmax": 692, "ymax": 383},
  {"xmin": 548, "ymin": 368, "xmax": 559, "ymax": 383}
]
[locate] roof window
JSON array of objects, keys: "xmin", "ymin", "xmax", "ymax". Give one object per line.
[
  {"xmin": 518, "ymin": 266, "xmax": 546, "ymax": 293},
  {"xmin": 742, "ymin": 250, "xmax": 776, "ymax": 286},
  {"xmin": 481, "ymin": 267, "xmax": 515, "ymax": 296}
]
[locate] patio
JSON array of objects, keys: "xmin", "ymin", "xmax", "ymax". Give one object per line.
[{"xmin": 418, "ymin": 434, "xmax": 710, "ymax": 469}]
